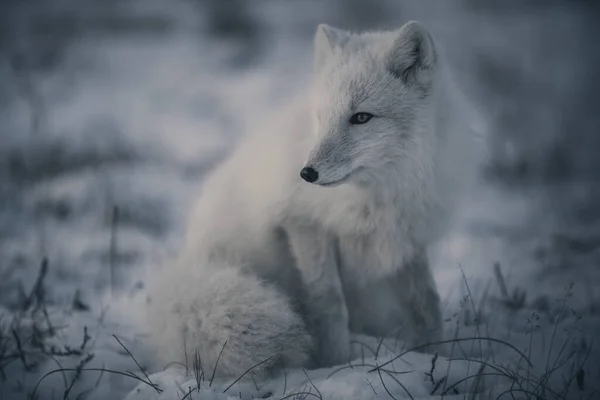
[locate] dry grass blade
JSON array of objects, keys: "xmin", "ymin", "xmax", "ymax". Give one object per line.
[
  {"xmin": 209, "ymin": 340, "xmax": 227, "ymax": 387},
  {"xmin": 370, "ymin": 337, "xmax": 532, "ymax": 373},
  {"xmin": 425, "ymin": 352, "xmax": 438, "ymax": 384},
  {"xmin": 162, "ymin": 361, "xmax": 191, "ymax": 373},
  {"xmin": 23, "ymin": 258, "xmax": 49, "ymax": 311},
  {"xmin": 448, "ymin": 357, "xmax": 567, "ymax": 399},
  {"xmin": 79, "ymin": 327, "xmax": 91, "ymax": 352},
  {"xmin": 112, "ymin": 334, "xmax": 159, "ymax": 393},
  {"xmin": 12, "ymin": 329, "xmax": 31, "ymax": 371},
  {"xmin": 223, "ymin": 356, "xmax": 273, "ymax": 393},
  {"xmin": 376, "ymin": 364, "xmax": 399, "ymax": 400},
  {"xmin": 545, "ymin": 284, "xmax": 573, "ymax": 374},
  {"xmin": 279, "ymin": 390, "xmax": 322, "ymax": 400},
  {"xmin": 193, "ymin": 350, "xmax": 203, "ymax": 391},
  {"xmin": 431, "ymin": 375, "xmax": 446, "ymax": 395},
  {"xmin": 459, "ymin": 265, "xmax": 484, "ymax": 395},
  {"xmin": 493, "ymin": 262, "xmax": 508, "ymax": 299},
  {"xmin": 539, "ymin": 327, "xmax": 578, "ymax": 392},
  {"xmin": 326, "ymin": 361, "xmax": 411, "ymax": 380},
  {"xmin": 375, "ymin": 336, "xmax": 385, "ymax": 360},
  {"xmin": 109, "ymin": 206, "xmax": 119, "ymax": 298},
  {"xmin": 31, "ymin": 367, "xmax": 162, "ymax": 398},
  {"xmin": 181, "ymin": 386, "xmax": 196, "ymax": 400},
  {"xmin": 440, "ymin": 371, "xmax": 504, "ymax": 397},
  {"xmin": 301, "ymin": 369, "xmax": 322, "ymax": 400},
  {"xmin": 446, "ymin": 357, "xmax": 513, "ymax": 377},
  {"xmin": 63, "ymin": 353, "xmax": 94, "ymax": 400},
  {"xmin": 282, "ymin": 363, "xmax": 288, "ymax": 396},
  {"xmin": 94, "ymin": 363, "xmax": 105, "ymax": 389},
  {"xmin": 558, "ymin": 337, "xmax": 593, "ymax": 398},
  {"xmin": 494, "ymin": 386, "xmax": 550, "ymax": 400},
  {"xmin": 350, "ymin": 340, "xmax": 377, "ymax": 358},
  {"xmin": 375, "ymin": 363, "xmax": 414, "ymax": 400}
]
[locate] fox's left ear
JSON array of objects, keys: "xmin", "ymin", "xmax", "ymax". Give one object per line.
[
  {"xmin": 386, "ymin": 21, "xmax": 436, "ymax": 85},
  {"xmin": 314, "ymin": 24, "xmax": 349, "ymax": 70}
]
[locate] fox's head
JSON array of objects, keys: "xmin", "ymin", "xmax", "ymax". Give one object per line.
[{"xmin": 301, "ymin": 21, "xmax": 440, "ymax": 188}]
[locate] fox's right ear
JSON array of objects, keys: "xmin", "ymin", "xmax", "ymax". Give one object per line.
[
  {"xmin": 386, "ymin": 21, "xmax": 436, "ymax": 86},
  {"xmin": 314, "ymin": 24, "xmax": 348, "ymax": 70}
]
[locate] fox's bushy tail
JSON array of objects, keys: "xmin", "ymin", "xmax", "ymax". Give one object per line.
[{"xmin": 145, "ymin": 264, "xmax": 313, "ymax": 380}]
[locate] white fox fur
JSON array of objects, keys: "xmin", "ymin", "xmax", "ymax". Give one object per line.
[{"xmin": 146, "ymin": 21, "xmax": 479, "ymax": 379}]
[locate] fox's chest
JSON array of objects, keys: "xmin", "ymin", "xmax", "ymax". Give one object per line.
[
  {"xmin": 337, "ymin": 234, "xmax": 394, "ymax": 274},
  {"xmin": 336, "ymin": 225, "xmax": 414, "ymax": 276},
  {"xmin": 336, "ymin": 233, "xmax": 415, "ymax": 336}
]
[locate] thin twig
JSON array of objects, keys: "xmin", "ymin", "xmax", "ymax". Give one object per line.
[
  {"xmin": 376, "ymin": 363, "xmax": 399, "ymax": 400},
  {"xmin": 209, "ymin": 340, "xmax": 227, "ymax": 387},
  {"xmin": 109, "ymin": 206, "xmax": 119, "ymax": 298},
  {"xmin": 301, "ymin": 369, "xmax": 322, "ymax": 400},
  {"xmin": 112, "ymin": 334, "xmax": 157, "ymax": 392},
  {"xmin": 12, "ymin": 329, "xmax": 30, "ymax": 371},
  {"xmin": 370, "ymin": 337, "xmax": 532, "ymax": 373},
  {"xmin": 223, "ymin": 356, "xmax": 273, "ymax": 393},
  {"xmin": 23, "ymin": 258, "xmax": 48, "ymax": 311},
  {"xmin": 63, "ymin": 353, "xmax": 94, "ymax": 400},
  {"xmin": 31, "ymin": 367, "xmax": 162, "ymax": 398}
]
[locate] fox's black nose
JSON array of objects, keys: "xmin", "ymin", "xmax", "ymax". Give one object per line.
[{"xmin": 300, "ymin": 167, "xmax": 318, "ymax": 183}]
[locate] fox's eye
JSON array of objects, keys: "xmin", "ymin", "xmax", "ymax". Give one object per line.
[{"xmin": 349, "ymin": 112, "xmax": 373, "ymax": 125}]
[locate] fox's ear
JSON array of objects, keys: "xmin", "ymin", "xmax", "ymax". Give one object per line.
[
  {"xmin": 314, "ymin": 24, "xmax": 348, "ymax": 69},
  {"xmin": 385, "ymin": 21, "xmax": 436, "ymax": 85}
]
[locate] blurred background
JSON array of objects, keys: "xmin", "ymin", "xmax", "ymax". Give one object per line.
[{"xmin": 1, "ymin": 0, "xmax": 599, "ymax": 397}]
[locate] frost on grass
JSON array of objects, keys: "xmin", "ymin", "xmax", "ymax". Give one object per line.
[
  {"xmin": 124, "ymin": 269, "xmax": 599, "ymax": 400},
  {"xmin": 2, "ymin": 262, "xmax": 597, "ymax": 399},
  {"xmin": 0, "ymin": 257, "xmax": 154, "ymax": 399}
]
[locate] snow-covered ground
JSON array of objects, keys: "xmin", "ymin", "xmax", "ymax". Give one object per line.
[{"xmin": 1, "ymin": 1, "xmax": 599, "ymax": 399}]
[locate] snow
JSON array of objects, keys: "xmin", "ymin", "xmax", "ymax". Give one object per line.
[
  {"xmin": 124, "ymin": 348, "xmax": 505, "ymax": 400},
  {"xmin": 1, "ymin": 0, "xmax": 599, "ymax": 399}
]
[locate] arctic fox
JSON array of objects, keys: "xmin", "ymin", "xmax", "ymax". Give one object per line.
[{"xmin": 146, "ymin": 21, "xmax": 478, "ymax": 379}]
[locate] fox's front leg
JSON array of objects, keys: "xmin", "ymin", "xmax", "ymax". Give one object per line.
[
  {"xmin": 397, "ymin": 248, "xmax": 444, "ymax": 354},
  {"xmin": 284, "ymin": 222, "xmax": 349, "ymax": 367}
]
